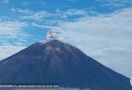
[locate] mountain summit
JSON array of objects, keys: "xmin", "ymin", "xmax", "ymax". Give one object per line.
[{"xmin": 0, "ymin": 40, "xmax": 131, "ymax": 90}]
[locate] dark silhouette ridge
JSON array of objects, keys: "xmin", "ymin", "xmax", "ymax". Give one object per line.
[{"xmin": 0, "ymin": 40, "xmax": 131, "ymax": 90}]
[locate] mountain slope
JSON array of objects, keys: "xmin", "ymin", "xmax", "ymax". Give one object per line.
[{"xmin": 0, "ymin": 40, "xmax": 131, "ymax": 90}]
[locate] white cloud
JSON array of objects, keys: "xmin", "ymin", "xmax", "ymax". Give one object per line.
[
  {"xmin": 64, "ymin": 9, "xmax": 87, "ymax": 16},
  {"xmin": 1, "ymin": 0, "xmax": 9, "ymax": 4},
  {"xmin": 18, "ymin": 9, "xmax": 34, "ymax": 15},
  {"xmin": 11, "ymin": 8, "xmax": 34, "ymax": 15},
  {"xmin": 13, "ymin": 8, "xmax": 90, "ymax": 22},
  {"xmin": 0, "ymin": 21, "xmax": 28, "ymax": 40},
  {"xmin": 22, "ymin": 11, "xmax": 52, "ymax": 21},
  {"xmin": 0, "ymin": 21, "xmax": 28, "ymax": 60},
  {"xmin": 0, "ymin": 45, "xmax": 26, "ymax": 60},
  {"xmin": 56, "ymin": 8, "xmax": 98, "ymax": 20},
  {"xmin": 31, "ymin": 23, "xmax": 56, "ymax": 29},
  {"xmin": 11, "ymin": 8, "xmax": 53, "ymax": 21},
  {"xmin": 96, "ymin": 0, "xmax": 132, "ymax": 8},
  {"xmin": 53, "ymin": 8, "xmax": 132, "ymax": 77}
]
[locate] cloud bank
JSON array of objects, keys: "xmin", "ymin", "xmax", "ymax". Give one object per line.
[
  {"xmin": 0, "ymin": 21, "xmax": 28, "ymax": 60},
  {"xmin": 53, "ymin": 8, "xmax": 132, "ymax": 77}
]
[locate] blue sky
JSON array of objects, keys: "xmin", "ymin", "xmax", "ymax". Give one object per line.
[{"xmin": 0, "ymin": 0, "xmax": 132, "ymax": 77}]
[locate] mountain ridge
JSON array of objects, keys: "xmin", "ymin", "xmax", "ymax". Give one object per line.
[{"xmin": 0, "ymin": 40, "xmax": 131, "ymax": 90}]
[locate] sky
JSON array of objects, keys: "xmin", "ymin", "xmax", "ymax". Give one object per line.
[{"xmin": 0, "ymin": 0, "xmax": 132, "ymax": 77}]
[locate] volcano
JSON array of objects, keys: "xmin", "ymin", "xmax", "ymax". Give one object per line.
[{"xmin": 0, "ymin": 40, "xmax": 131, "ymax": 90}]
